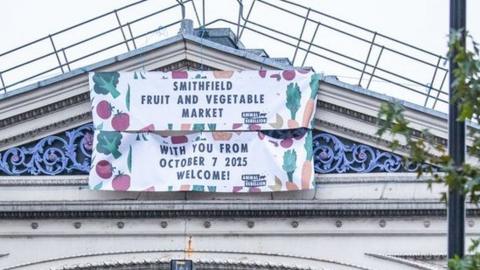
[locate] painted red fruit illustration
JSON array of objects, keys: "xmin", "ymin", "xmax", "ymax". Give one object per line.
[
  {"xmin": 171, "ymin": 135, "xmax": 188, "ymax": 144},
  {"xmin": 232, "ymin": 123, "xmax": 243, "ymax": 129},
  {"xmin": 172, "ymin": 71, "xmax": 188, "ymax": 79},
  {"xmin": 296, "ymin": 67, "xmax": 310, "ymax": 74},
  {"xmin": 112, "ymin": 112, "xmax": 130, "ymax": 131},
  {"xmin": 258, "ymin": 70, "xmax": 267, "ymax": 78},
  {"xmin": 96, "ymin": 100, "xmax": 112, "ymax": 119},
  {"xmin": 282, "ymin": 70, "xmax": 296, "ymax": 81},
  {"xmin": 141, "ymin": 124, "xmax": 155, "ymax": 132},
  {"xmin": 112, "ymin": 174, "xmax": 131, "ymax": 191},
  {"xmin": 249, "ymin": 124, "xmax": 261, "ymax": 131},
  {"xmin": 95, "ymin": 160, "xmax": 113, "ymax": 179},
  {"xmin": 280, "ymin": 138, "xmax": 294, "ymax": 148}
]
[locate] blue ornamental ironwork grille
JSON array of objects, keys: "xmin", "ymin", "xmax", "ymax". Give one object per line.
[{"xmin": 0, "ymin": 123, "xmax": 422, "ymax": 176}]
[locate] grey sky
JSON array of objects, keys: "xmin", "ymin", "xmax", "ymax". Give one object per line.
[
  {"xmin": 2, "ymin": 1, "xmax": 478, "ymax": 54},
  {"xmin": 0, "ymin": 0, "xmax": 479, "ymax": 111}
]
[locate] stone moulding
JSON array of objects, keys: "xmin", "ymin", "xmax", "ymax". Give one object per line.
[{"xmin": 0, "ymin": 200, "xmax": 478, "ymax": 219}]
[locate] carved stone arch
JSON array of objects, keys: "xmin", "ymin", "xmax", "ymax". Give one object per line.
[{"xmin": 4, "ymin": 249, "xmax": 370, "ymax": 270}]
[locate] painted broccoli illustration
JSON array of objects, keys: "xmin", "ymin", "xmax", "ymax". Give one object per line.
[
  {"xmin": 286, "ymin": 82, "xmax": 301, "ymax": 128},
  {"xmin": 96, "ymin": 131, "xmax": 122, "ymax": 159},
  {"xmin": 93, "ymin": 72, "xmax": 121, "ymax": 98},
  {"xmin": 286, "ymin": 83, "xmax": 301, "ymax": 119},
  {"xmin": 301, "ymin": 130, "xmax": 313, "ymax": 189},
  {"xmin": 282, "ymin": 149, "xmax": 297, "ymax": 182},
  {"xmin": 302, "ymin": 73, "xmax": 321, "ymax": 127}
]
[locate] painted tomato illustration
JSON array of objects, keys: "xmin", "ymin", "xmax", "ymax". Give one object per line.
[
  {"xmin": 172, "ymin": 71, "xmax": 188, "ymax": 79},
  {"xmin": 282, "ymin": 70, "xmax": 296, "ymax": 81},
  {"xmin": 112, "ymin": 174, "xmax": 131, "ymax": 191},
  {"xmin": 258, "ymin": 70, "xmax": 267, "ymax": 78},
  {"xmin": 112, "ymin": 113, "xmax": 130, "ymax": 131},
  {"xmin": 95, "ymin": 160, "xmax": 113, "ymax": 179},
  {"xmin": 96, "ymin": 100, "xmax": 112, "ymax": 119},
  {"xmin": 249, "ymin": 124, "xmax": 261, "ymax": 131},
  {"xmin": 212, "ymin": 132, "xmax": 233, "ymax": 141},
  {"xmin": 171, "ymin": 136, "xmax": 188, "ymax": 144},
  {"xmin": 280, "ymin": 138, "xmax": 294, "ymax": 148}
]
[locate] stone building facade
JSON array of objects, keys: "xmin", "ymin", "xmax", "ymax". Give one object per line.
[{"xmin": 0, "ymin": 20, "xmax": 477, "ymax": 270}]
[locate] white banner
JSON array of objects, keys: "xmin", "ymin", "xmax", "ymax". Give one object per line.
[
  {"xmin": 90, "ymin": 70, "xmax": 320, "ymax": 131},
  {"xmin": 89, "ymin": 130, "xmax": 314, "ymax": 192}
]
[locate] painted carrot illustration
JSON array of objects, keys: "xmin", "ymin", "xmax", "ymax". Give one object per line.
[
  {"xmin": 282, "ymin": 149, "xmax": 299, "ymax": 190},
  {"xmin": 301, "ymin": 130, "xmax": 313, "ymax": 189},
  {"xmin": 302, "ymin": 73, "xmax": 321, "ymax": 127},
  {"xmin": 286, "ymin": 83, "xmax": 301, "ymax": 128},
  {"xmin": 213, "ymin": 70, "xmax": 234, "ymax": 78}
]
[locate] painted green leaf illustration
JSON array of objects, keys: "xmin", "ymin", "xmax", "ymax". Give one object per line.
[
  {"xmin": 305, "ymin": 130, "xmax": 313, "ymax": 161},
  {"xmin": 193, "ymin": 124, "xmax": 205, "ymax": 131},
  {"xmin": 286, "ymin": 82, "xmax": 301, "ymax": 119},
  {"xmin": 309, "ymin": 73, "xmax": 321, "ymax": 99},
  {"xmin": 208, "ymin": 123, "xmax": 216, "ymax": 131},
  {"xmin": 96, "ymin": 123, "xmax": 104, "ymax": 131},
  {"xmin": 93, "ymin": 181, "xmax": 103, "ymax": 190},
  {"xmin": 96, "ymin": 131, "xmax": 122, "ymax": 159},
  {"xmin": 282, "ymin": 149, "xmax": 297, "ymax": 182},
  {"xmin": 134, "ymin": 70, "xmax": 146, "ymax": 79},
  {"xmin": 126, "ymin": 84, "xmax": 131, "ymax": 111},
  {"xmin": 93, "ymin": 72, "xmax": 120, "ymax": 98},
  {"xmin": 127, "ymin": 145, "xmax": 132, "ymax": 173},
  {"xmin": 192, "ymin": 185, "xmax": 205, "ymax": 192}
]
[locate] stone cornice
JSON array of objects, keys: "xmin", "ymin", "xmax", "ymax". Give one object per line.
[
  {"xmin": 0, "ymin": 200, "xmax": 477, "ymax": 219},
  {"xmin": 0, "ymin": 112, "xmax": 91, "ymax": 150},
  {"xmin": 0, "ymin": 92, "xmax": 90, "ymax": 130},
  {"xmin": 0, "ymin": 173, "xmax": 431, "ymax": 186},
  {"xmin": 317, "ymin": 100, "xmax": 447, "ymax": 147}
]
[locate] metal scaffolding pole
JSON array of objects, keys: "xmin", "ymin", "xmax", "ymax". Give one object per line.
[{"xmin": 448, "ymin": 0, "xmax": 466, "ymax": 260}]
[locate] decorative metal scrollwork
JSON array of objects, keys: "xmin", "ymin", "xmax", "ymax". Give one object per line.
[
  {"xmin": 0, "ymin": 124, "xmax": 93, "ymax": 175},
  {"xmin": 313, "ymin": 133, "xmax": 415, "ymax": 173},
  {"xmin": 0, "ymin": 124, "xmax": 419, "ymax": 176}
]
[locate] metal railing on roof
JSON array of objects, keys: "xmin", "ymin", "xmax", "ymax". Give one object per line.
[{"xmin": 0, "ymin": 0, "xmax": 449, "ymax": 111}]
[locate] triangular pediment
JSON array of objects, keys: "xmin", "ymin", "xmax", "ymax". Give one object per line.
[{"xmin": 0, "ymin": 33, "xmax": 291, "ymax": 151}]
